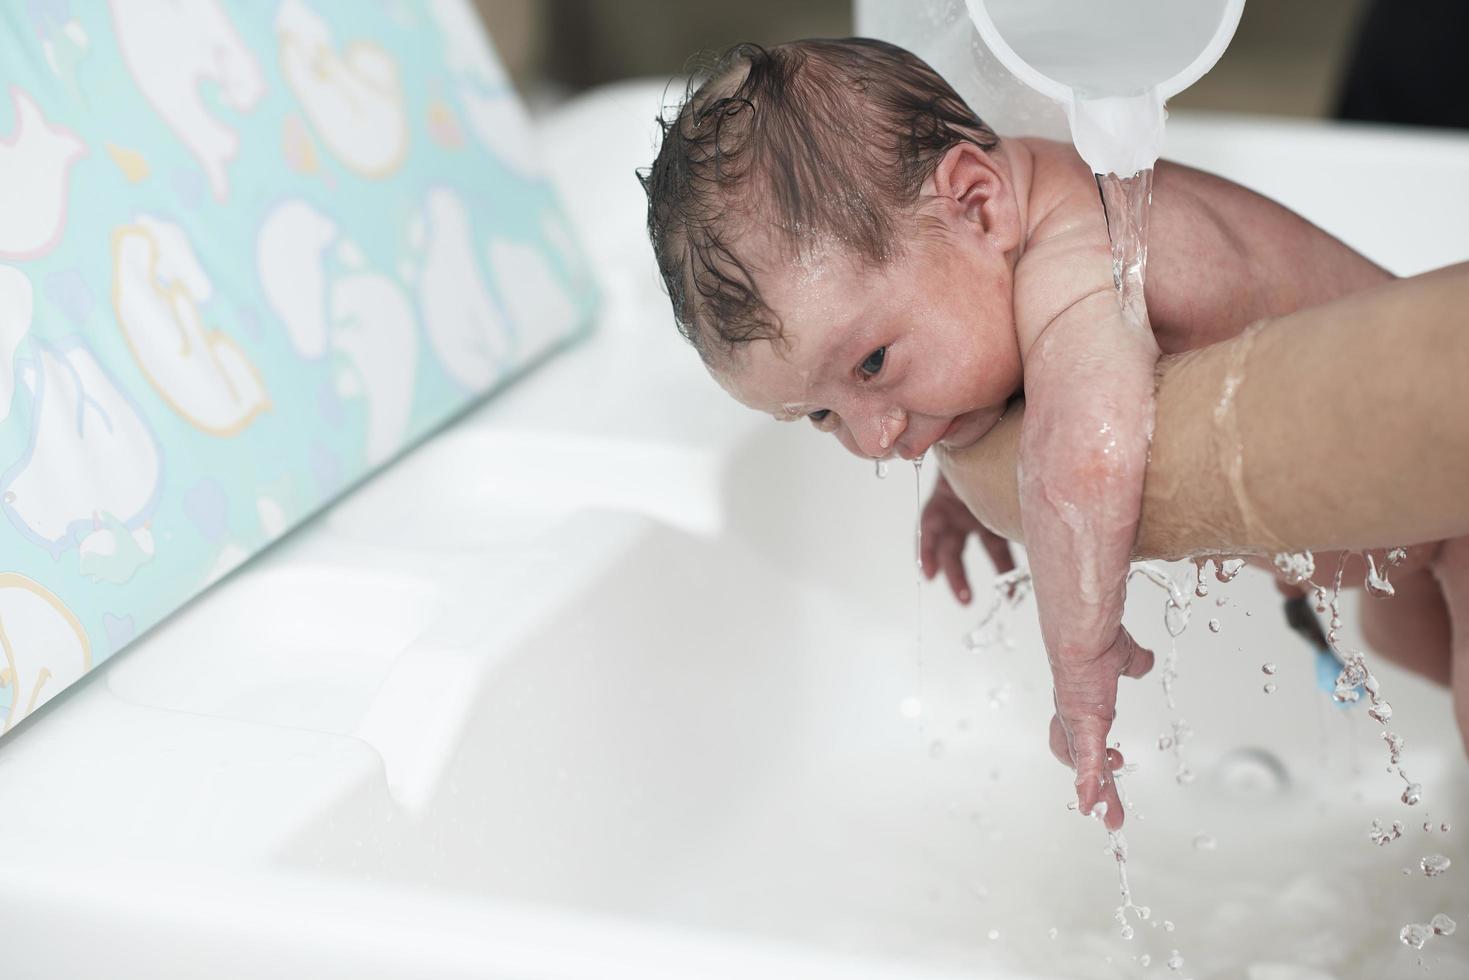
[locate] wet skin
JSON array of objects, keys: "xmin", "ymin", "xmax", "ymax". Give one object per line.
[{"xmin": 714, "ymin": 136, "xmax": 1388, "ymax": 829}]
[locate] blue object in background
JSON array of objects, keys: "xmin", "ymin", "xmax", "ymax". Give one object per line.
[{"xmin": 0, "ymin": 0, "xmax": 596, "ymax": 736}]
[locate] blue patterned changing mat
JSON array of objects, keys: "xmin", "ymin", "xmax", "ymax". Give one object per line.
[{"xmin": 0, "ymin": 0, "xmax": 595, "ymax": 735}]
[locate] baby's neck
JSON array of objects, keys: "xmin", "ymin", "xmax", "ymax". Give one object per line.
[{"xmin": 995, "ymin": 139, "xmax": 1037, "ymax": 263}]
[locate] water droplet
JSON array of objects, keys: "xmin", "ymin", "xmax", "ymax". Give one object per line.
[
  {"xmin": 1192, "ymin": 833, "xmax": 1217, "ymax": 851},
  {"xmin": 1167, "ymin": 950, "xmax": 1184, "ymax": 971},
  {"xmin": 1263, "ymin": 682, "xmax": 1277, "ymax": 694},
  {"xmin": 1163, "ymin": 920, "xmax": 1175, "ymax": 932},
  {"xmin": 928, "ymin": 739, "xmax": 947, "ymax": 760},
  {"xmin": 1441, "ymin": 822, "xmax": 1451, "ymax": 833},
  {"xmin": 1402, "ymin": 782, "xmax": 1423, "ymax": 806},
  {"xmin": 1216, "ymin": 558, "xmax": 1245, "ymax": 582},
  {"xmin": 899, "ymin": 697, "xmax": 923, "ymax": 719},
  {"xmin": 1364, "ymin": 552, "xmax": 1396, "ymax": 598},
  {"xmin": 1368, "ymin": 701, "xmax": 1394, "ymax": 724},
  {"xmin": 1421, "ymin": 853, "xmax": 1451, "ymax": 876},
  {"xmin": 1120, "ymin": 924, "xmax": 1134, "ymax": 940},
  {"xmin": 1047, "ymin": 926, "xmax": 1058, "ymax": 940},
  {"xmin": 1140, "ymin": 954, "xmax": 1152, "ymax": 967},
  {"xmin": 1432, "ymin": 913, "xmax": 1456, "ymax": 936},
  {"xmin": 874, "ymin": 459, "xmax": 889, "ymax": 479},
  {"xmin": 987, "ymin": 928, "xmax": 1000, "ymax": 941},
  {"xmin": 1207, "ymin": 618, "xmax": 1221, "ymax": 633},
  {"xmin": 1261, "ymin": 663, "xmax": 1278, "ymax": 675},
  {"xmin": 1401, "ymin": 922, "xmax": 1432, "ymax": 949}
]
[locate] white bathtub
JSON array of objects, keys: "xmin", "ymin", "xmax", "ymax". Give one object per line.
[{"xmin": 1, "ymin": 81, "xmax": 1467, "ymax": 980}]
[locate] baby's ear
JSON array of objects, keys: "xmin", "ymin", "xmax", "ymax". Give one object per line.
[{"xmin": 929, "ymin": 143, "xmax": 1020, "ymax": 252}]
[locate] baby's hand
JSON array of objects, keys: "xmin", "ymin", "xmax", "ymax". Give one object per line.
[
  {"xmin": 1046, "ymin": 626, "xmax": 1154, "ymax": 830},
  {"xmin": 920, "ymin": 474, "xmax": 1015, "ymax": 603}
]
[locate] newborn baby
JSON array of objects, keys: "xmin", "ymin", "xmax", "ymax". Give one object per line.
[{"xmin": 640, "ymin": 38, "xmax": 1387, "ymax": 827}]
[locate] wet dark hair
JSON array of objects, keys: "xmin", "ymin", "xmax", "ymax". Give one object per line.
[{"xmin": 637, "ymin": 37, "xmax": 999, "ymax": 363}]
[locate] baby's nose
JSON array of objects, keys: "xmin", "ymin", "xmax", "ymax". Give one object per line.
[{"xmin": 852, "ymin": 410, "xmax": 907, "ymax": 459}]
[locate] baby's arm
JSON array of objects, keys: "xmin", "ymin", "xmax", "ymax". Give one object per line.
[{"xmin": 1015, "ymin": 238, "xmax": 1160, "ymax": 830}]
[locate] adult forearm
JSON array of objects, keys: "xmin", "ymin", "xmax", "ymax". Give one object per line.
[{"xmin": 938, "ymin": 264, "xmax": 1469, "ymax": 558}]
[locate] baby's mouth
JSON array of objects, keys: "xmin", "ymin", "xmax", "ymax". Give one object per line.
[{"xmin": 937, "ymin": 408, "xmax": 1003, "ymax": 451}]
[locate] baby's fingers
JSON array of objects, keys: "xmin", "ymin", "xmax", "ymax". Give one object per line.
[
  {"xmin": 978, "ymin": 526, "xmax": 1016, "ymax": 575},
  {"xmin": 937, "ymin": 535, "xmax": 971, "ymax": 603}
]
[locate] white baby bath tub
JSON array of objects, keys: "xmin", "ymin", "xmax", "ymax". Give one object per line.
[{"xmin": 1, "ymin": 81, "xmax": 1467, "ymax": 979}]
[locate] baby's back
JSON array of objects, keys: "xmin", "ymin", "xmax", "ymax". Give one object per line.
[{"xmin": 1015, "ymin": 137, "xmax": 1389, "ymax": 356}]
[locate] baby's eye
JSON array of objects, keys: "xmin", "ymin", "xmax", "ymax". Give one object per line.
[
  {"xmin": 808, "ymin": 409, "xmax": 831, "ymax": 423},
  {"xmin": 858, "ymin": 346, "xmax": 886, "ymax": 379}
]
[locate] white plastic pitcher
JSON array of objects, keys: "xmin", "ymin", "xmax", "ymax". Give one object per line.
[{"xmin": 965, "ymin": 0, "xmax": 1245, "ymax": 177}]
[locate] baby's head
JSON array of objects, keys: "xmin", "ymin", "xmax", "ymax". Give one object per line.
[{"xmin": 640, "ymin": 38, "xmax": 1025, "ymax": 460}]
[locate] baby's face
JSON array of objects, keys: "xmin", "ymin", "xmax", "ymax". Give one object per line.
[{"xmin": 714, "ymin": 227, "xmax": 1022, "ymax": 461}]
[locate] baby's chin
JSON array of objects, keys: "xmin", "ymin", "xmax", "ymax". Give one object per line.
[{"xmin": 937, "ymin": 406, "xmax": 1007, "ymax": 452}]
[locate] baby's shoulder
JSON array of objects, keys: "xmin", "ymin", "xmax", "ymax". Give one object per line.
[{"xmin": 1011, "ymin": 141, "xmax": 1115, "ymax": 342}]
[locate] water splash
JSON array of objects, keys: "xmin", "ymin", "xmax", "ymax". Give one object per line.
[
  {"xmin": 913, "ymin": 454, "xmax": 925, "ymax": 734},
  {"xmin": 1272, "ymin": 551, "xmax": 1315, "ymax": 585},
  {"xmin": 1130, "ymin": 563, "xmax": 1194, "ymax": 782},
  {"xmin": 964, "ymin": 568, "xmax": 1033, "ymax": 652},
  {"xmin": 1370, "ymin": 819, "xmax": 1405, "ymax": 846}
]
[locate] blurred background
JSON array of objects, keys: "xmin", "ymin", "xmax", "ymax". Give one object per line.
[{"xmin": 474, "ymin": 0, "xmax": 1467, "ymax": 129}]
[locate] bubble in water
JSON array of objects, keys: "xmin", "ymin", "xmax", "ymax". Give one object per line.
[
  {"xmin": 1263, "ymin": 683, "xmax": 1277, "ymax": 695},
  {"xmin": 928, "ymin": 739, "xmax": 947, "ymax": 760},
  {"xmin": 1167, "ymin": 950, "xmax": 1184, "ymax": 971},
  {"xmin": 1262, "ymin": 663, "xmax": 1278, "ymax": 675},
  {"xmin": 1432, "ymin": 913, "xmax": 1456, "ymax": 936},
  {"xmin": 1208, "ymin": 618, "xmax": 1221, "ymax": 633},
  {"xmin": 1403, "ymin": 782, "xmax": 1423, "ymax": 806},
  {"xmin": 1421, "ymin": 853, "xmax": 1451, "ymax": 876},
  {"xmin": 1192, "ymin": 833, "xmax": 1217, "ymax": 851},
  {"xmin": 1402, "ymin": 923, "xmax": 1431, "ymax": 949}
]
